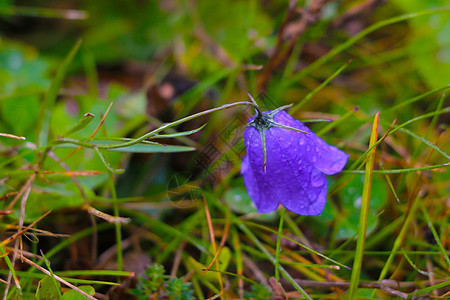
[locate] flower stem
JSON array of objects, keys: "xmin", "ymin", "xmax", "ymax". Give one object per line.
[{"xmin": 275, "ymin": 207, "xmax": 286, "ymax": 281}]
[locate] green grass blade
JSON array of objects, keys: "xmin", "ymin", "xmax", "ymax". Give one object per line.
[
  {"xmin": 385, "ymin": 85, "xmax": 449, "ymax": 114},
  {"xmin": 316, "ymin": 106, "xmax": 359, "ymax": 137},
  {"xmin": 349, "ymin": 106, "xmax": 450, "ymax": 171},
  {"xmin": 235, "ymin": 219, "xmax": 312, "ymax": 299},
  {"xmin": 93, "ymin": 146, "xmax": 125, "ymax": 174},
  {"xmin": 419, "ymin": 204, "xmax": 450, "ymax": 267},
  {"xmin": 413, "ymin": 280, "xmax": 450, "ymax": 297},
  {"xmin": 275, "ymin": 207, "xmax": 285, "ymax": 281},
  {"xmin": 345, "ymin": 163, "xmax": 449, "ymax": 174},
  {"xmin": 0, "ymin": 5, "xmax": 87, "ymax": 19},
  {"xmin": 0, "ymin": 245, "xmax": 21, "ymax": 293},
  {"xmin": 247, "ymin": 221, "xmax": 350, "ymax": 270},
  {"xmin": 284, "ymin": 8, "xmax": 450, "ymax": 87},
  {"xmin": 376, "ymin": 195, "xmax": 421, "ymax": 283},
  {"xmin": 150, "ymin": 123, "xmax": 207, "ymax": 139},
  {"xmin": 290, "ymin": 60, "xmax": 351, "ymax": 115},
  {"xmin": 348, "ymin": 113, "xmax": 379, "ymax": 299},
  {"xmin": 40, "ymin": 251, "xmax": 62, "ymax": 298},
  {"xmin": 64, "ymin": 113, "xmax": 95, "ymax": 136},
  {"xmin": 109, "ymin": 178, "xmax": 123, "ymax": 275}
]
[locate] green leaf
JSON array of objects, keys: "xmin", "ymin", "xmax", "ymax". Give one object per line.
[
  {"xmin": 91, "ymin": 140, "xmax": 196, "ymax": 153},
  {"xmin": 61, "ymin": 286, "xmax": 95, "ymax": 300},
  {"xmin": 150, "ymin": 123, "xmax": 207, "ymax": 139},
  {"xmin": 94, "ymin": 146, "xmax": 124, "ymax": 174},
  {"xmin": 64, "ymin": 113, "xmax": 95, "ymax": 136},
  {"xmin": 35, "ymin": 276, "xmax": 61, "ymax": 300}
]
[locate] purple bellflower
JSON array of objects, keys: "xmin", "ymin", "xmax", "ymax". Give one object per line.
[{"xmin": 241, "ymin": 100, "xmax": 349, "ymax": 216}]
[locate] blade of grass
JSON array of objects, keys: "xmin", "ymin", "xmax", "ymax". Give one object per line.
[
  {"xmin": 235, "ymin": 219, "xmax": 312, "ymax": 299},
  {"xmin": 349, "ymin": 106, "xmax": 450, "ymax": 171},
  {"xmin": 150, "ymin": 123, "xmax": 207, "ymax": 139},
  {"xmin": 412, "ymin": 93, "xmax": 446, "ymax": 159},
  {"xmin": 37, "ymin": 40, "xmax": 82, "ymax": 147},
  {"xmin": 0, "ymin": 6, "xmax": 87, "ymax": 19},
  {"xmin": 348, "ymin": 112, "xmax": 379, "ymax": 299},
  {"xmin": 176, "ymin": 67, "xmax": 235, "ymax": 117},
  {"xmin": 109, "ymin": 178, "xmax": 122, "ymax": 275},
  {"xmin": 284, "ymin": 8, "xmax": 450, "ymax": 87},
  {"xmin": 202, "ymin": 196, "xmax": 223, "ymax": 295},
  {"xmin": 401, "ymin": 249, "xmax": 433, "ymax": 276},
  {"xmin": 40, "ymin": 251, "xmax": 62, "ymax": 298},
  {"xmin": 275, "ymin": 207, "xmax": 286, "ymax": 281},
  {"xmin": 397, "ymin": 127, "xmax": 450, "ymax": 160},
  {"xmin": 376, "ymin": 194, "xmax": 421, "ymax": 284},
  {"xmin": 316, "ymin": 106, "xmax": 359, "ymax": 137},
  {"xmin": 230, "ymin": 228, "xmax": 244, "ymax": 299},
  {"xmin": 413, "ymin": 280, "xmax": 450, "ymax": 297},
  {"xmin": 93, "ymin": 146, "xmax": 124, "ymax": 174},
  {"xmin": 0, "ymin": 246, "xmax": 21, "ymax": 293},
  {"xmin": 64, "ymin": 113, "xmax": 95, "ymax": 136},
  {"xmin": 419, "ymin": 203, "xmax": 450, "ymax": 267},
  {"xmin": 246, "ymin": 221, "xmax": 350, "ymax": 270},
  {"xmin": 385, "ymin": 85, "xmax": 449, "ymax": 114},
  {"xmin": 56, "ymin": 270, "xmax": 132, "ymax": 277},
  {"xmin": 20, "ymin": 256, "xmax": 97, "ymax": 300},
  {"xmin": 344, "ymin": 163, "xmax": 449, "ymax": 174},
  {"xmin": 290, "ymin": 60, "xmax": 351, "ymax": 115}
]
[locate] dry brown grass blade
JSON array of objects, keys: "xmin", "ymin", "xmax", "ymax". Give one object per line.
[
  {"xmin": 1, "ymin": 210, "xmax": 53, "ymax": 247},
  {"xmin": 201, "ymin": 195, "xmax": 223, "ymax": 295},
  {"xmin": 40, "ymin": 170, "xmax": 105, "ymax": 176},
  {"xmin": 201, "ymin": 209, "xmax": 230, "ymax": 276},
  {"xmin": 83, "ymin": 204, "xmax": 130, "ymax": 224},
  {"xmin": 0, "ymin": 133, "xmax": 26, "ymax": 140},
  {"xmin": 19, "ymin": 255, "xmax": 98, "ymax": 300}
]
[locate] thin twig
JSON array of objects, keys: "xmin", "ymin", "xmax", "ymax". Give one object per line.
[
  {"xmin": 19, "ymin": 256, "xmax": 97, "ymax": 300},
  {"xmin": 0, "ymin": 133, "xmax": 26, "ymax": 140},
  {"xmin": 282, "ymin": 279, "xmax": 448, "ymax": 298}
]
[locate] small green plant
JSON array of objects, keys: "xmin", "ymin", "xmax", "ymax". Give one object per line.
[{"xmin": 130, "ymin": 264, "xmax": 194, "ymax": 300}]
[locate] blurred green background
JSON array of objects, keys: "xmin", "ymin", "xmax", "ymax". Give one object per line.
[{"xmin": 0, "ymin": 0, "xmax": 449, "ymax": 298}]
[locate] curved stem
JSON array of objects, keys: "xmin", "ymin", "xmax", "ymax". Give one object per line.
[{"xmin": 54, "ymin": 101, "xmax": 256, "ymax": 150}]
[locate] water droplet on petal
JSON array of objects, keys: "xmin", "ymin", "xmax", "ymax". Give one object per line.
[
  {"xmin": 312, "ymin": 155, "xmax": 317, "ymax": 162},
  {"xmin": 315, "ymin": 146, "xmax": 319, "ymax": 153},
  {"xmin": 299, "ymin": 137, "xmax": 305, "ymax": 145},
  {"xmin": 310, "ymin": 169, "xmax": 325, "ymax": 187}
]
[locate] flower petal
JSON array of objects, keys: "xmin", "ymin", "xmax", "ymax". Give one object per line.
[
  {"xmin": 273, "ymin": 111, "xmax": 348, "ymax": 175},
  {"xmin": 242, "ymin": 128, "xmax": 279, "ymax": 213},
  {"xmin": 265, "ymin": 125, "xmax": 328, "ymax": 215},
  {"xmin": 279, "ymin": 168, "xmax": 328, "ymax": 216},
  {"xmin": 242, "ymin": 109, "xmax": 348, "ymax": 216},
  {"xmin": 308, "ymin": 134, "xmax": 349, "ymax": 175}
]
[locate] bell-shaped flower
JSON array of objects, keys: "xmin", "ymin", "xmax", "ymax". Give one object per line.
[{"xmin": 241, "ymin": 104, "xmax": 349, "ymax": 216}]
